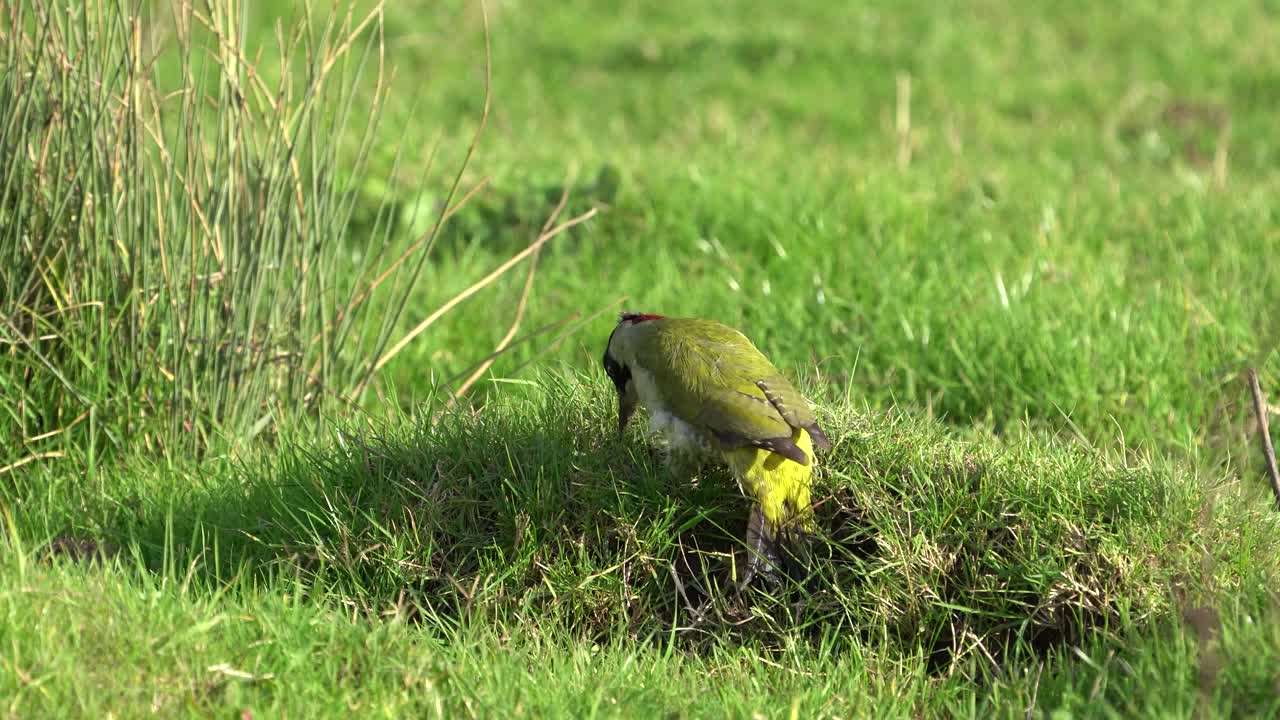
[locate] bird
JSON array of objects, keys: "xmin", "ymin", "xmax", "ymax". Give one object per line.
[{"xmin": 601, "ymin": 312, "xmax": 831, "ymax": 588}]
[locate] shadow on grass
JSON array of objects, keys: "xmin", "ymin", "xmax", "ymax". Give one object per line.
[{"xmin": 42, "ymin": 378, "xmax": 1274, "ymax": 674}]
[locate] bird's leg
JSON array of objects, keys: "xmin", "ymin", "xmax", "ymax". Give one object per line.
[{"xmin": 737, "ymin": 505, "xmax": 781, "ymax": 593}]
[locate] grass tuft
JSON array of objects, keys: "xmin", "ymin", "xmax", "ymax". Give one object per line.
[{"xmin": 0, "ymin": 0, "xmax": 495, "ymax": 466}]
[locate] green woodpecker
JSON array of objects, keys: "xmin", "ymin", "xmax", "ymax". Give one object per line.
[{"xmin": 602, "ymin": 313, "xmax": 830, "ymax": 586}]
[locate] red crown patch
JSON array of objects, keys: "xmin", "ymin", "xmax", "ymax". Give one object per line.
[{"xmin": 619, "ymin": 312, "xmax": 665, "ymax": 324}]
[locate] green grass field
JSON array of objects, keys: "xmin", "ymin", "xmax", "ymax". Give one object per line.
[{"xmin": 3, "ymin": 0, "xmax": 1280, "ymax": 716}]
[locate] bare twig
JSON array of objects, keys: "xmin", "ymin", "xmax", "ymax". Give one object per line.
[
  {"xmin": 442, "ymin": 315, "xmax": 572, "ymax": 408},
  {"xmin": 360, "ymin": 206, "xmax": 598, "ymax": 384},
  {"xmin": 344, "ymin": 0, "xmax": 500, "ymax": 399},
  {"xmin": 0, "ymin": 452, "xmax": 65, "ymax": 475},
  {"xmin": 26, "ymin": 408, "xmax": 90, "ymax": 443},
  {"xmin": 668, "ymin": 561, "xmax": 699, "ymax": 617},
  {"xmin": 306, "ymin": 174, "xmax": 490, "ymax": 348},
  {"xmin": 1246, "ymin": 368, "xmax": 1280, "ymax": 511},
  {"xmin": 442, "ymin": 313, "xmax": 580, "ymax": 385},
  {"xmin": 495, "ymin": 297, "xmax": 626, "ymax": 381},
  {"xmin": 441, "ymin": 176, "xmax": 578, "ymax": 407},
  {"xmin": 435, "ymin": 293, "xmax": 625, "ymax": 419}
]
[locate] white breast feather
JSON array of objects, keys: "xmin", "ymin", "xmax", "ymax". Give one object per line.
[{"xmin": 631, "ymin": 366, "xmax": 713, "ymax": 456}]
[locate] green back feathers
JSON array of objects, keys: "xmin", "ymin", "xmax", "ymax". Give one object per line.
[{"xmin": 619, "ymin": 317, "xmax": 830, "ymax": 463}]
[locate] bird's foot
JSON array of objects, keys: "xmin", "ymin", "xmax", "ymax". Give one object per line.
[{"xmin": 735, "ymin": 554, "xmax": 782, "ymax": 595}]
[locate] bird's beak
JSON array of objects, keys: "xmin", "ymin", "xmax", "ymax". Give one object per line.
[{"xmin": 617, "ymin": 386, "xmax": 638, "ymax": 436}]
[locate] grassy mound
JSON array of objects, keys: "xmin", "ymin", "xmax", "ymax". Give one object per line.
[
  {"xmin": 37, "ymin": 375, "xmax": 1264, "ymax": 669},
  {"xmin": 7, "ymin": 374, "xmax": 1279, "ymax": 716}
]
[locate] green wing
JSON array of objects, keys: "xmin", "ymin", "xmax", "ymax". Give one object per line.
[{"xmin": 634, "ymin": 319, "xmax": 830, "ymax": 464}]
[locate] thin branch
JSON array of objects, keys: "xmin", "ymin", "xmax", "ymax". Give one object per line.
[
  {"xmin": 307, "ymin": 175, "xmax": 490, "ymax": 348},
  {"xmin": 442, "ymin": 314, "xmax": 579, "ymax": 403},
  {"xmin": 442, "ymin": 175, "xmax": 578, "ymax": 408},
  {"xmin": 0, "ymin": 452, "xmax": 65, "ymax": 475},
  {"xmin": 363, "ymin": 206, "xmax": 598, "ymax": 380},
  {"xmin": 26, "ymin": 407, "xmax": 90, "ymax": 443},
  {"xmin": 443, "ymin": 264, "xmax": 544, "ymax": 407},
  {"xmin": 495, "ymin": 297, "xmax": 626, "ymax": 380},
  {"xmin": 345, "ymin": 0, "xmax": 496, "ymax": 399},
  {"xmin": 1246, "ymin": 368, "xmax": 1280, "ymax": 511},
  {"xmin": 432, "ymin": 297, "xmax": 626, "ymax": 423}
]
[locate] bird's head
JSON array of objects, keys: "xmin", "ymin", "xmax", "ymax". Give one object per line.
[{"xmin": 602, "ymin": 312, "xmax": 664, "ymax": 435}]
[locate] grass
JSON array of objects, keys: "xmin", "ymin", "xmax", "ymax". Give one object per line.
[
  {"xmin": 0, "ymin": 0, "xmax": 421, "ymax": 463},
  {"xmin": 8, "ymin": 378, "xmax": 1280, "ymax": 716},
  {"xmin": 5, "ymin": 553, "xmax": 1279, "ymax": 719},
  {"xmin": 3, "ymin": 0, "xmax": 1280, "ymax": 716}
]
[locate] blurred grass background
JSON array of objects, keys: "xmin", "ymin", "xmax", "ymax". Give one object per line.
[{"xmin": 248, "ymin": 0, "xmax": 1280, "ymax": 461}]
